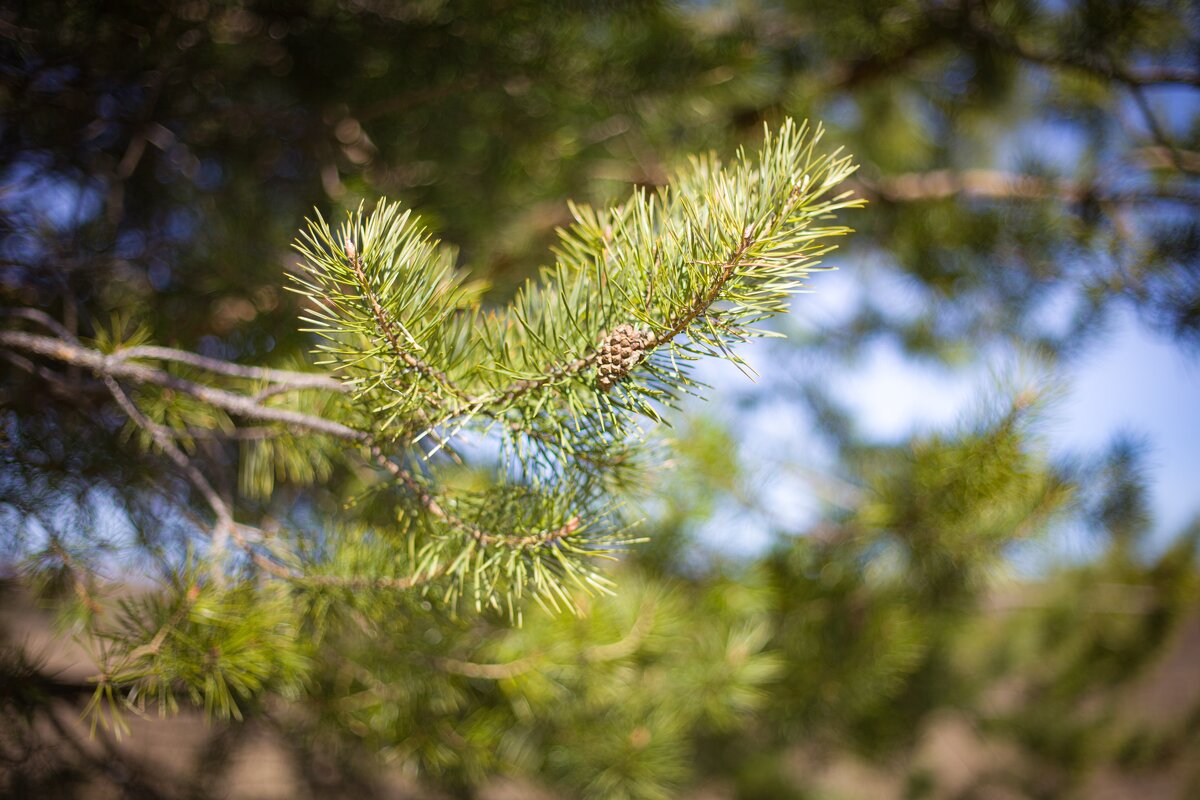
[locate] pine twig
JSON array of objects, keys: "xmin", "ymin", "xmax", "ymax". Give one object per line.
[
  {"xmin": 344, "ymin": 236, "xmax": 467, "ymax": 404},
  {"xmin": 368, "ymin": 444, "xmax": 582, "ymax": 549}
]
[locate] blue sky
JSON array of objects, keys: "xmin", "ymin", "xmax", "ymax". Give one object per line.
[
  {"xmin": 680, "ymin": 78, "xmax": 1200, "ymax": 566},
  {"xmin": 832, "ymin": 303, "xmax": 1200, "ymax": 551},
  {"xmin": 687, "ymin": 266, "xmax": 1200, "ymax": 566}
]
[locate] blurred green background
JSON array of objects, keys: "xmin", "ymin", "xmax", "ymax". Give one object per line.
[{"xmin": 2, "ymin": 1, "xmax": 1199, "ymax": 798}]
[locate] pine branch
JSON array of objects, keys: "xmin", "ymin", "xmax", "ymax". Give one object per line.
[
  {"xmin": 0, "ymin": 328, "xmax": 591, "ymax": 556},
  {"xmin": 296, "ymin": 122, "xmax": 860, "ymax": 473},
  {"xmin": 465, "ymin": 227, "xmax": 758, "ymax": 408},
  {"xmin": 6, "ymin": 119, "xmax": 860, "ymax": 618},
  {"xmin": 367, "ymin": 443, "xmax": 582, "ymax": 548},
  {"xmin": 342, "ymin": 235, "xmax": 469, "ymax": 405},
  {"xmin": 278, "ymin": 120, "xmax": 862, "ymax": 614},
  {"xmin": 0, "ymin": 331, "xmax": 361, "ymax": 440}
]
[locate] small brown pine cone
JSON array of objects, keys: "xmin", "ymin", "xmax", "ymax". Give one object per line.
[{"xmin": 596, "ymin": 323, "xmax": 649, "ymax": 391}]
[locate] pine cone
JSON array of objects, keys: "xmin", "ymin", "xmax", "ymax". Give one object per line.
[{"xmin": 596, "ymin": 323, "xmax": 650, "ymax": 391}]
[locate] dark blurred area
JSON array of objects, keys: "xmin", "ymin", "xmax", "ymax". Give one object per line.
[
  {"xmin": 2, "ymin": 0, "xmax": 1199, "ymax": 798},
  {"xmin": 4, "ymin": 577, "xmax": 1200, "ymax": 799}
]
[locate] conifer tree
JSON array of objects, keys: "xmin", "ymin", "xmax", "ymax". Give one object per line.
[{"xmin": 2, "ymin": 2, "xmax": 1198, "ymax": 798}]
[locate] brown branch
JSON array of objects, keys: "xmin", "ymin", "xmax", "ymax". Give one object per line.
[
  {"xmin": 0, "ymin": 307, "xmax": 80, "ymax": 342},
  {"xmin": 6, "ymin": 330, "xmax": 549, "ymax": 595},
  {"xmin": 76, "ymin": 374, "xmax": 283, "ymax": 446},
  {"xmin": 5, "ymin": 334, "xmax": 449, "ymax": 576},
  {"xmin": 182, "ymin": 507, "xmax": 444, "ymax": 591},
  {"xmin": 858, "ymin": 170, "xmax": 1200, "ymax": 206},
  {"xmin": 114, "ymin": 344, "xmax": 346, "ymax": 392},
  {"xmin": 963, "ymin": 6, "xmax": 1200, "ymax": 88},
  {"xmin": 1, "ymin": 350, "xmax": 87, "ymax": 399},
  {"xmin": 583, "ymin": 594, "xmax": 658, "ymax": 662},
  {"xmin": 434, "ymin": 593, "xmax": 659, "ymax": 680},
  {"xmin": 0, "ymin": 331, "xmax": 363, "ymax": 441},
  {"xmin": 125, "ymin": 589, "xmax": 199, "ymax": 662},
  {"xmin": 645, "ymin": 230, "xmax": 756, "ymax": 349},
  {"xmin": 1003, "ymin": 46, "xmax": 1200, "ymax": 88},
  {"xmin": 27, "ymin": 518, "xmax": 104, "ymax": 615},
  {"xmin": 102, "ymin": 374, "xmax": 236, "ymax": 561},
  {"xmin": 106, "ymin": 379, "xmax": 442, "ymax": 590},
  {"xmin": 4, "ymin": 329, "xmax": 588, "ymax": 555},
  {"xmin": 1125, "ymin": 81, "xmax": 1198, "ymax": 175},
  {"xmin": 985, "ymin": 582, "xmax": 1160, "ymax": 614},
  {"xmin": 433, "ymin": 652, "xmax": 545, "ymax": 680},
  {"xmin": 482, "ymin": 354, "xmax": 596, "ymax": 405},
  {"xmin": 1133, "ymin": 146, "xmax": 1200, "ymax": 173}
]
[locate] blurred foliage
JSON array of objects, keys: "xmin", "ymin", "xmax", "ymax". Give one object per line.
[{"xmin": 2, "ymin": 0, "xmax": 1200, "ymax": 798}]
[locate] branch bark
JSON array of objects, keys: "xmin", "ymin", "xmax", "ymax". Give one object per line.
[
  {"xmin": 115, "ymin": 345, "xmax": 345, "ymax": 392},
  {"xmin": 2, "ymin": 327, "xmax": 586, "ymax": 558},
  {"xmin": 856, "ymin": 170, "xmax": 1200, "ymax": 206},
  {"xmin": 0, "ymin": 331, "xmax": 362, "ymax": 441}
]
